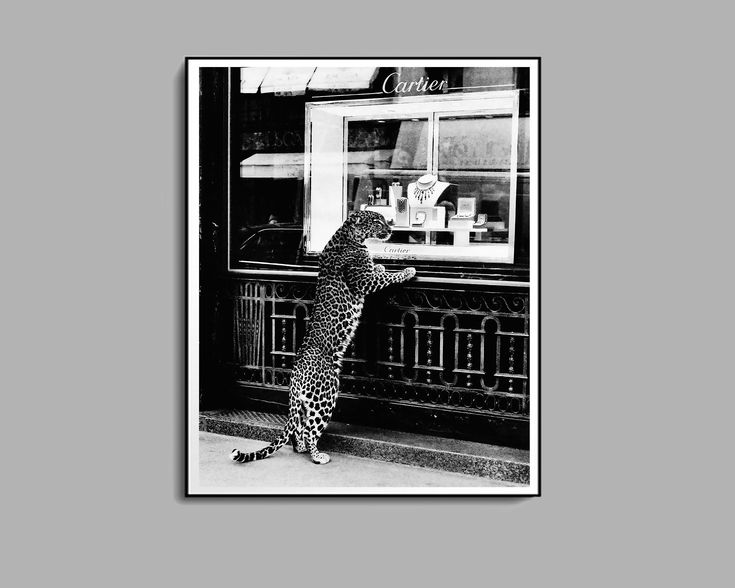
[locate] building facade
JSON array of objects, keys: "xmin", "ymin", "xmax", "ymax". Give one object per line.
[{"xmin": 197, "ymin": 61, "xmax": 537, "ymax": 449}]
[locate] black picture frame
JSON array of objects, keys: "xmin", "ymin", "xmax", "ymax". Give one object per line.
[{"xmin": 185, "ymin": 57, "xmax": 541, "ymax": 497}]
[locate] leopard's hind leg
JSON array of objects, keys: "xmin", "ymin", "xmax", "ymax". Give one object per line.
[
  {"xmin": 285, "ymin": 367, "xmax": 309, "ymax": 454},
  {"xmin": 291, "ymin": 401, "xmax": 308, "ymax": 453},
  {"xmin": 291, "ymin": 350, "xmax": 340, "ymax": 465},
  {"xmin": 304, "ymin": 371, "xmax": 340, "ymax": 465}
]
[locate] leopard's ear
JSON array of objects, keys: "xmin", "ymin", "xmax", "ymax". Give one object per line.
[{"xmin": 349, "ymin": 212, "xmax": 363, "ymax": 225}]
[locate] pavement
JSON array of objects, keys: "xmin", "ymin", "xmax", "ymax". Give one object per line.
[
  {"xmin": 197, "ymin": 431, "xmax": 522, "ymax": 490},
  {"xmin": 200, "ymin": 408, "xmax": 531, "ymax": 484}
]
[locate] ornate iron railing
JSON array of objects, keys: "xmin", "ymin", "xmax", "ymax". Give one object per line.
[{"xmin": 227, "ymin": 279, "xmax": 530, "ymax": 419}]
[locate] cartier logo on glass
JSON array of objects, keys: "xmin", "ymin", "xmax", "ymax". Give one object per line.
[{"xmin": 382, "ymin": 73, "xmax": 447, "ymax": 95}]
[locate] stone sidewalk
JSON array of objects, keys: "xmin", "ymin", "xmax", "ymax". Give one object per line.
[
  {"xmin": 197, "ymin": 431, "xmax": 523, "ymax": 491},
  {"xmin": 200, "ymin": 409, "xmax": 530, "ymax": 484}
]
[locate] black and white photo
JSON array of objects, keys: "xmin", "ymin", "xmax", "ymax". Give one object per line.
[{"xmin": 187, "ymin": 58, "xmax": 539, "ymax": 495}]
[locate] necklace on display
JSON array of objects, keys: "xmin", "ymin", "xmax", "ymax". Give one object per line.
[{"xmin": 413, "ymin": 175, "xmax": 438, "ymax": 203}]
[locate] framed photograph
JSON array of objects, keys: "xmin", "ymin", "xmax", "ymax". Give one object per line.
[{"xmin": 187, "ymin": 57, "xmax": 540, "ymax": 495}]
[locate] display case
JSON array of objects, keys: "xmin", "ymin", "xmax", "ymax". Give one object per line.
[{"xmin": 305, "ymin": 91, "xmax": 521, "ymax": 263}]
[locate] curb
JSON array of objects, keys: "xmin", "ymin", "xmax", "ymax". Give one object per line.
[{"xmin": 200, "ymin": 409, "xmax": 529, "ymax": 485}]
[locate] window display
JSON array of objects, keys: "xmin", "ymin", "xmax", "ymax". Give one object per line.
[
  {"xmin": 228, "ymin": 66, "xmax": 532, "ymax": 272},
  {"xmin": 305, "ymin": 91, "xmax": 520, "ymax": 263}
]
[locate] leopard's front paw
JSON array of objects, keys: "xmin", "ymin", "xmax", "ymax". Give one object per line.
[
  {"xmin": 403, "ymin": 267, "xmax": 416, "ymax": 280},
  {"xmin": 374, "ymin": 264, "xmax": 386, "ymax": 273}
]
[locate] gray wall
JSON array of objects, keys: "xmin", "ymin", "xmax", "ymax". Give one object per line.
[{"xmin": 2, "ymin": 1, "xmax": 731, "ymax": 586}]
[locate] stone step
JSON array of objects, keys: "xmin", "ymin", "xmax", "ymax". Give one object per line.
[{"xmin": 200, "ymin": 409, "xmax": 530, "ymax": 485}]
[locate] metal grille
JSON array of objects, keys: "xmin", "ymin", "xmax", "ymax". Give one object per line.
[
  {"xmin": 232, "ymin": 282, "xmax": 263, "ymax": 367},
  {"xmin": 226, "ymin": 279, "xmax": 529, "ymax": 418}
]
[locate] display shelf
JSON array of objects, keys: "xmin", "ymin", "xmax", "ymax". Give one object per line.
[
  {"xmin": 390, "ymin": 227, "xmax": 488, "ymax": 233},
  {"xmin": 384, "ymin": 226, "xmax": 490, "ymax": 247}
]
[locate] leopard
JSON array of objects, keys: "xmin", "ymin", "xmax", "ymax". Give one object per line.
[{"xmin": 230, "ymin": 210, "xmax": 416, "ymax": 465}]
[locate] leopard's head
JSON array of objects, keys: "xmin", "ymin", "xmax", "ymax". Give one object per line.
[{"xmin": 345, "ymin": 210, "xmax": 392, "ymax": 242}]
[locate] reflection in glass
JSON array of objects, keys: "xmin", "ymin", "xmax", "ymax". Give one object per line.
[
  {"xmin": 346, "ymin": 118, "xmax": 428, "ymax": 215},
  {"xmin": 231, "ymin": 177, "xmax": 304, "ymax": 264},
  {"xmin": 436, "ymin": 114, "xmax": 514, "ymax": 244},
  {"xmin": 437, "ymin": 174, "xmax": 510, "ymax": 243},
  {"xmin": 438, "ymin": 115, "xmax": 512, "ymax": 171}
]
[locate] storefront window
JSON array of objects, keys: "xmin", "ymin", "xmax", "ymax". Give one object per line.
[
  {"xmin": 306, "ymin": 91, "xmax": 520, "ymax": 262},
  {"xmin": 346, "ymin": 118, "xmax": 429, "ymax": 215},
  {"xmin": 437, "ymin": 114, "xmax": 515, "ymax": 245},
  {"xmin": 228, "ymin": 66, "xmax": 532, "ymax": 272},
  {"xmin": 230, "ymin": 89, "xmax": 307, "ymax": 269}
]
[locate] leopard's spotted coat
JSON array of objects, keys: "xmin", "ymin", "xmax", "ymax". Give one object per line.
[{"xmin": 230, "ymin": 210, "xmax": 416, "ymax": 465}]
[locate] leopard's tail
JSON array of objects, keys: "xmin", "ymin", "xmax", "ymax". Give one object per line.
[{"xmin": 229, "ymin": 418, "xmax": 295, "ymax": 464}]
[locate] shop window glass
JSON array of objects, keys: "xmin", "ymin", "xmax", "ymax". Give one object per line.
[
  {"xmin": 437, "ymin": 114, "xmax": 515, "ymax": 245},
  {"xmin": 227, "ymin": 68, "xmax": 532, "ymax": 271},
  {"xmin": 306, "ymin": 91, "xmax": 520, "ymax": 263},
  {"xmin": 230, "ymin": 84, "xmax": 307, "ymax": 269},
  {"xmin": 438, "ymin": 115, "xmax": 512, "ymax": 171},
  {"xmin": 346, "ymin": 118, "xmax": 428, "ymax": 216}
]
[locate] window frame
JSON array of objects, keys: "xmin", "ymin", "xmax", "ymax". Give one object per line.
[{"xmin": 304, "ymin": 90, "xmax": 520, "ymax": 263}]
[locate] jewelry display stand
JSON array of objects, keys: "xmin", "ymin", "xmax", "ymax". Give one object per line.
[{"xmin": 407, "ymin": 174, "xmax": 451, "ymax": 208}]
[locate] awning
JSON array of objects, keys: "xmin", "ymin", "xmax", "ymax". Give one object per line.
[
  {"xmin": 308, "ymin": 67, "xmax": 379, "ymax": 91},
  {"xmin": 240, "ymin": 150, "xmax": 394, "ymax": 179},
  {"xmin": 240, "ymin": 66, "xmax": 379, "ymax": 95},
  {"xmin": 239, "ymin": 68, "xmax": 268, "ymax": 93},
  {"xmin": 240, "ymin": 153, "xmax": 304, "ymax": 179},
  {"xmin": 260, "ymin": 67, "xmax": 316, "ymax": 95}
]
